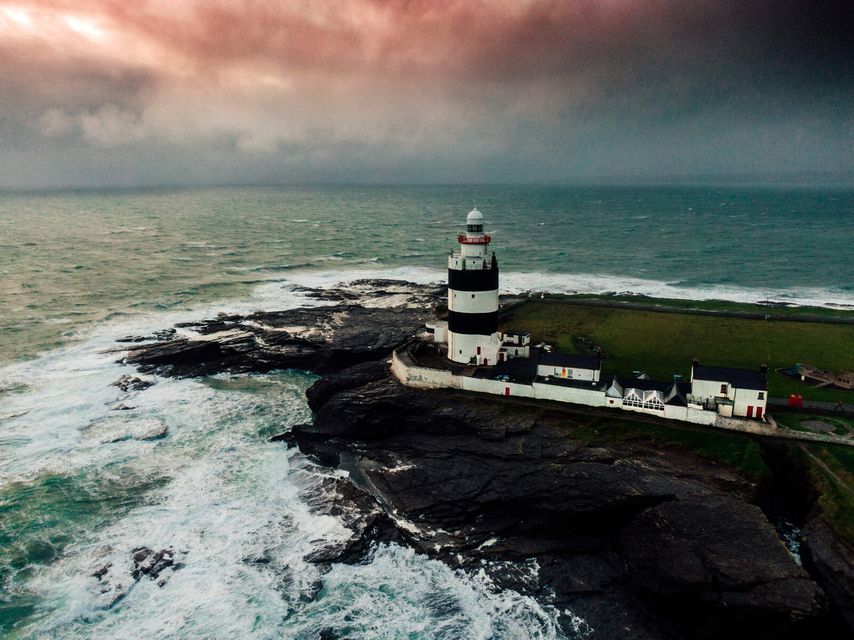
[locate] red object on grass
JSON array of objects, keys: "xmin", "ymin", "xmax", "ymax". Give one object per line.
[{"xmin": 788, "ymin": 394, "xmax": 803, "ymax": 408}]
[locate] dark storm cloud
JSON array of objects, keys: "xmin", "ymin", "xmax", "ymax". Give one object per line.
[{"xmin": 0, "ymin": 1, "xmax": 851, "ymax": 188}]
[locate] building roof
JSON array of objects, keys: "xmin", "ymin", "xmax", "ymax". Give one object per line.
[
  {"xmin": 537, "ymin": 376, "xmax": 606, "ymax": 390},
  {"xmin": 618, "ymin": 376, "xmax": 671, "ymax": 392},
  {"xmin": 664, "ymin": 382, "xmax": 688, "ymax": 406},
  {"xmin": 538, "ymin": 351, "xmax": 601, "ymax": 370},
  {"xmin": 693, "ymin": 364, "xmax": 767, "ymax": 390},
  {"xmin": 467, "ymin": 208, "xmax": 483, "ymax": 222},
  {"xmin": 618, "ymin": 377, "xmax": 691, "ymax": 404},
  {"xmin": 476, "ymin": 352, "xmax": 539, "ymax": 383}
]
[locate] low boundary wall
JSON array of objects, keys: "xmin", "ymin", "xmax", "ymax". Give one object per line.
[{"xmin": 391, "ymin": 347, "xmax": 853, "ymax": 447}]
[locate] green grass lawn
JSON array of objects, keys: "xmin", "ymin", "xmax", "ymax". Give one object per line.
[
  {"xmin": 774, "ymin": 413, "xmax": 853, "ymax": 436},
  {"xmin": 502, "ymin": 300, "xmax": 854, "ymax": 403},
  {"xmin": 806, "ymin": 443, "xmax": 854, "ymax": 545},
  {"xmin": 532, "ymin": 292, "xmax": 854, "ymax": 320}
]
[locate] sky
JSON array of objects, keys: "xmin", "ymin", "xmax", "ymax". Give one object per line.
[{"xmin": 0, "ymin": 0, "xmax": 852, "ymax": 189}]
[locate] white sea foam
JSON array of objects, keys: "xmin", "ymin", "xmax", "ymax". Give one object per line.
[
  {"xmin": 0, "ymin": 272, "xmax": 581, "ymax": 640},
  {"xmin": 254, "ymin": 264, "xmax": 854, "ymax": 309}
]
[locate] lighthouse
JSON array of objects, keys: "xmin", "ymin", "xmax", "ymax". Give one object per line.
[{"xmin": 447, "ymin": 208, "xmax": 501, "ymax": 365}]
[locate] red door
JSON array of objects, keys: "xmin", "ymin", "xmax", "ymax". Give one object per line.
[
  {"xmin": 746, "ymin": 406, "xmax": 753, "ymax": 418},
  {"xmin": 756, "ymin": 406, "xmax": 763, "ymax": 419},
  {"xmin": 505, "ymin": 387, "xmax": 510, "ymax": 396}
]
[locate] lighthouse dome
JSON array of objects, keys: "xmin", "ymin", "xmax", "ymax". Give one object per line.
[{"xmin": 466, "ymin": 208, "xmax": 484, "ymax": 233}]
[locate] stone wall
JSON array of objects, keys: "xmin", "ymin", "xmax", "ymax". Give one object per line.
[{"xmin": 391, "ymin": 347, "xmax": 853, "ymax": 447}]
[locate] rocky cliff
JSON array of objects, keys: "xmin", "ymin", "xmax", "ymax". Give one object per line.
[{"xmin": 120, "ymin": 279, "xmax": 853, "ymax": 639}]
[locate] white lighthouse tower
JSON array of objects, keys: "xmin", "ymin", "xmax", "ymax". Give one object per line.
[{"xmin": 447, "ymin": 208, "xmax": 501, "ymax": 365}]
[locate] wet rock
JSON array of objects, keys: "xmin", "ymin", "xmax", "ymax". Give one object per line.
[
  {"xmin": 619, "ymin": 496, "xmax": 825, "ymax": 636},
  {"xmin": 287, "ymin": 364, "xmax": 835, "ymax": 640},
  {"xmin": 90, "ymin": 547, "xmax": 184, "ymax": 608},
  {"xmin": 122, "ymin": 302, "xmax": 433, "ymax": 378},
  {"xmin": 301, "ymin": 476, "xmax": 407, "ymax": 567},
  {"xmin": 91, "ymin": 562, "xmax": 112, "ymax": 580},
  {"xmin": 130, "ymin": 546, "xmax": 177, "ymax": 581},
  {"xmin": 802, "ymin": 517, "xmax": 854, "ymax": 633},
  {"xmin": 305, "ymin": 359, "xmax": 391, "ymax": 412},
  {"xmin": 112, "ymin": 374, "xmax": 155, "ymax": 393}
]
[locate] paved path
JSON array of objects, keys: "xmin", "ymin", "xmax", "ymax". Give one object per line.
[{"xmin": 769, "ymin": 397, "xmax": 854, "ymax": 415}]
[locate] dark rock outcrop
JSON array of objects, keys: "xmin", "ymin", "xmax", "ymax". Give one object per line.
[
  {"xmin": 118, "ymin": 280, "xmax": 850, "ymax": 638},
  {"xmin": 120, "ymin": 279, "xmax": 442, "ymax": 377},
  {"xmin": 286, "ymin": 365, "xmax": 836, "ymax": 640},
  {"xmin": 111, "ymin": 375, "xmax": 154, "ymax": 393},
  {"xmin": 802, "ymin": 518, "xmax": 854, "ymax": 631}
]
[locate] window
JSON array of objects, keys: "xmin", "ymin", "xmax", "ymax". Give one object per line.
[
  {"xmin": 720, "ymin": 384, "xmax": 728, "ymax": 394},
  {"xmin": 643, "ymin": 399, "xmax": 664, "ymax": 411},
  {"xmin": 758, "ymin": 392, "xmax": 764, "ymax": 400},
  {"xmin": 471, "ymin": 294, "xmax": 475, "ymax": 298},
  {"xmin": 477, "ymin": 346, "xmax": 481, "ymax": 355}
]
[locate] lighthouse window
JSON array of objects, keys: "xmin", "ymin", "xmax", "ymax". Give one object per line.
[{"xmin": 471, "ymin": 294, "xmax": 475, "ymax": 299}]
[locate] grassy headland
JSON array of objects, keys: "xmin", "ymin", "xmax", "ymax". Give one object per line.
[
  {"xmin": 498, "ymin": 296, "xmax": 854, "ymax": 544},
  {"xmin": 501, "ymin": 296, "xmax": 854, "ymax": 403}
]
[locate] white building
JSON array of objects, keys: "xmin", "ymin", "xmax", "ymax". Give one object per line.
[
  {"xmin": 690, "ymin": 362, "xmax": 768, "ymax": 419},
  {"xmin": 537, "ymin": 351, "xmax": 601, "ymax": 382},
  {"xmin": 447, "ymin": 208, "xmax": 502, "ymax": 365},
  {"xmin": 499, "ymin": 331, "xmax": 531, "ymax": 361}
]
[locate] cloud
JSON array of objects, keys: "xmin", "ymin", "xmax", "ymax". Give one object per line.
[{"xmin": 0, "ymin": 0, "xmax": 852, "ymax": 188}]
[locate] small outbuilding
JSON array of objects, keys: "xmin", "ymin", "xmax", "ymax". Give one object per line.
[{"xmin": 537, "ymin": 351, "xmax": 601, "ymax": 382}]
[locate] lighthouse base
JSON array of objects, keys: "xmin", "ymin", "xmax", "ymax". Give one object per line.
[{"xmin": 447, "ymin": 331, "xmax": 501, "ymax": 365}]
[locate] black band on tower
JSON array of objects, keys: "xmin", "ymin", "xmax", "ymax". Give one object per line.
[
  {"xmin": 447, "ymin": 310, "xmax": 498, "ymax": 335},
  {"xmin": 447, "ymin": 268, "xmax": 499, "ymax": 292}
]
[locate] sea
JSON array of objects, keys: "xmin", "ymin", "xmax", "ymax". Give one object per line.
[{"xmin": 1, "ymin": 184, "xmax": 852, "ymax": 639}]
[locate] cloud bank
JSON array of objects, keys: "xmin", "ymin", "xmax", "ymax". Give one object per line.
[{"xmin": 0, "ymin": 0, "xmax": 852, "ymax": 188}]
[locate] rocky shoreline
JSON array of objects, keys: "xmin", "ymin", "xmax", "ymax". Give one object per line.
[{"xmin": 120, "ymin": 279, "xmax": 853, "ymax": 639}]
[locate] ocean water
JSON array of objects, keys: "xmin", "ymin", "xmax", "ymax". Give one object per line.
[{"xmin": 1, "ymin": 184, "xmax": 852, "ymax": 638}]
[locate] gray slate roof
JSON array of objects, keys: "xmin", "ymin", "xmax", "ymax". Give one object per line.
[
  {"xmin": 693, "ymin": 364, "xmax": 767, "ymax": 390},
  {"xmin": 538, "ymin": 351, "xmax": 601, "ymax": 370}
]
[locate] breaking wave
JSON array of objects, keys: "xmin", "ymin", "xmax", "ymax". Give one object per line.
[
  {"xmin": 0, "ymin": 275, "xmax": 581, "ymax": 640},
  {"xmin": 253, "ymin": 265, "xmax": 854, "ymax": 310}
]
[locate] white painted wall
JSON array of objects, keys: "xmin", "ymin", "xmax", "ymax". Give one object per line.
[
  {"xmin": 687, "ymin": 406, "xmax": 718, "ymax": 426},
  {"xmin": 501, "ymin": 345, "xmax": 530, "ymax": 360},
  {"xmin": 393, "ymin": 348, "xmax": 762, "ymax": 431},
  {"xmin": 448, "ymin": 288, "xmax": 499, "ymax": 313},
  {"xmin": 733, "ymin": 388, "xmax": 767, "ymax": 418},
  {"xmin": 692, "ymin": 378, "xmax": 733, "ymax": 401},
  {"xmin": 391, "ymin": 350, "xmax": 461, "ymax": 390},
  {"xmin": 537, "ymin": 365, "xmax": 598, "ymax": 381},
  {"xmin": 604, "ymin": 397, "xmax": 623, "ymax": 410},
  {"xmin": 532, "ymin": 382, "xmax": 605, "ymax": 407},
  {"xmin": 448, "ymin": 331, "xmax": 502, "ymax": 365},
  {"xmin": 462, "ymin": 376, "xmax": 535, "ymax": 398}
]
